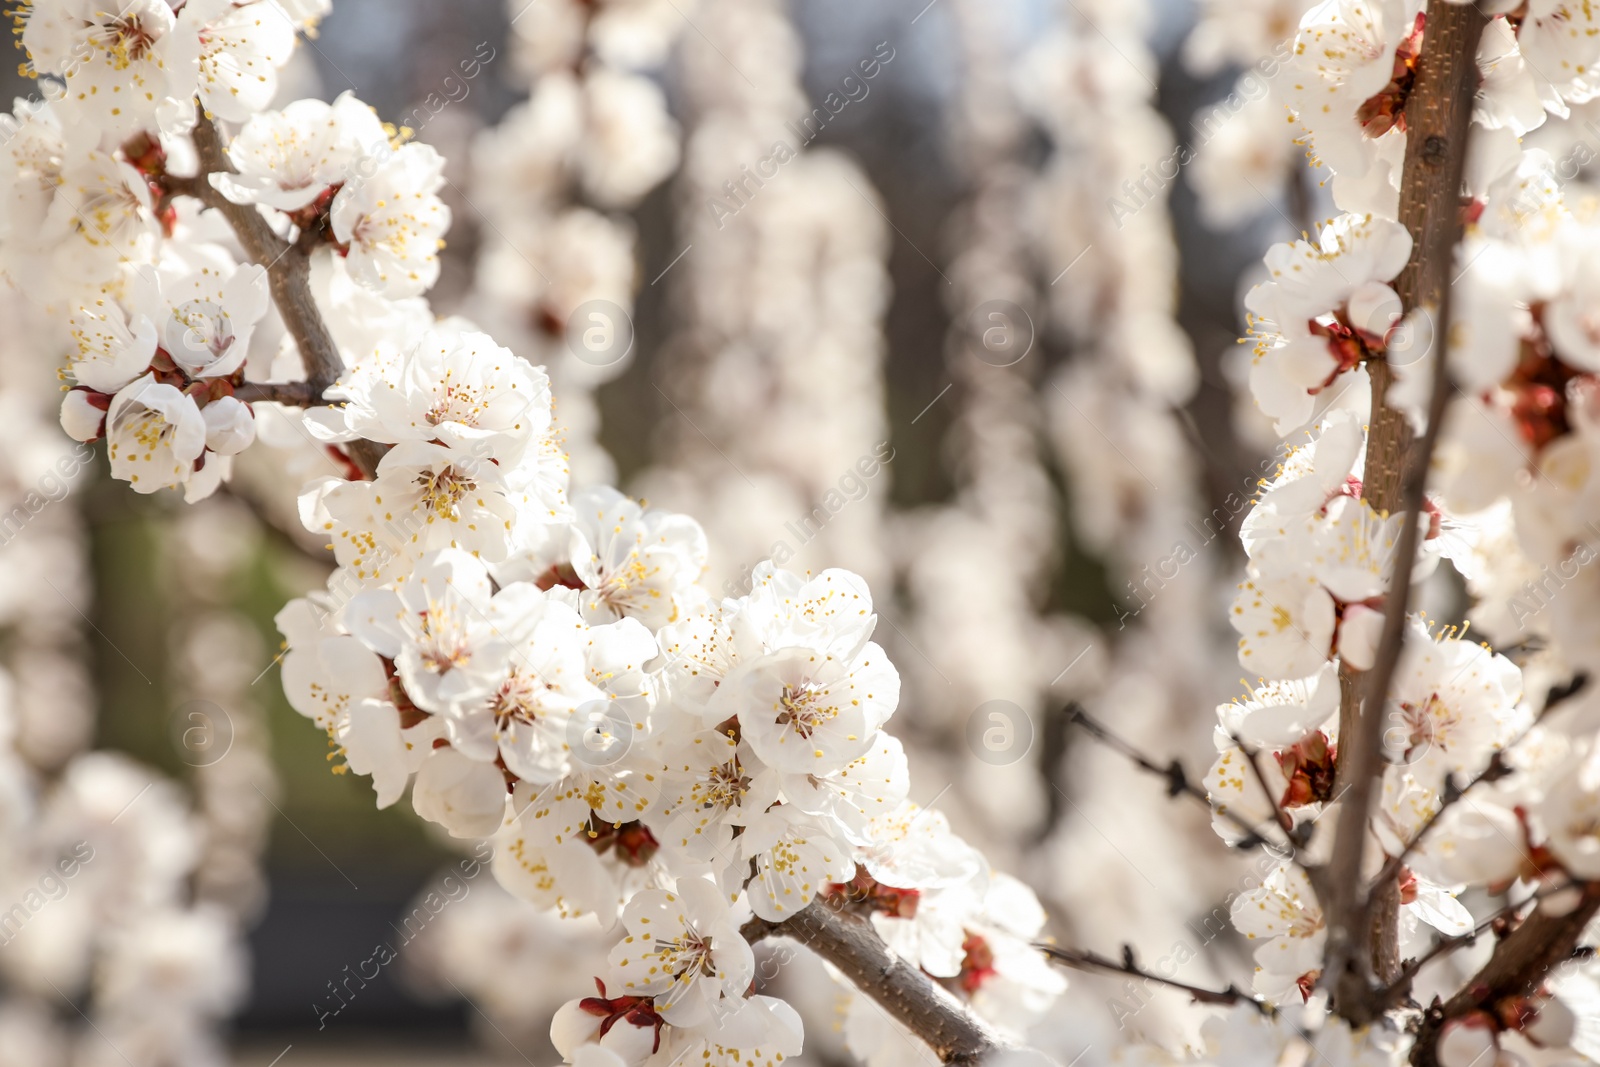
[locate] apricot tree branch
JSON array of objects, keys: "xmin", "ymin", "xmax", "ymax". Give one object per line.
[
  {"xmin": 1378, "ymin": 879, "xmax": 1578, "ymax": 1013},
  {"xmin": 234, "ymin": 380, "xmax": 321, "ymax": 406},
  {"xmin": 181, "ymin": 111, "xmax": 386, "ymax": 477},
  {"xmin": 1409, "ymin": 884, "xmax": 1600, "ymax": 1066},
  {"xmin": 1323, "ymin": 0, "xmax": 1488, "ymax": 1021},
  {"xmin": 1066, "ymin": 704, "xmax": 1288, "ymax": 852},
  {"xmin": 741, "ymin": 901, "xmax": 1001, "ymax": 1065},
  {"xmin": 1037, "ymin": 944, "xmax": 1269, "ymax": 1013},
  {"xmin": 1318, "ymin": 0, "xmax": 1491, "ymax": 1023}
]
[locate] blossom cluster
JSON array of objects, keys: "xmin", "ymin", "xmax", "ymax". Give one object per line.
[
  {"xmin": 281, "ymin": 476, "xmax": 1060, "ymax": 1060},
  {"xmin": 12, "ymin": 33, "xmax": 455, "ymax": 499},
  {"xmin": 25, "ymin": 0, "xmax": 1600, "ymax": 1062},
  {"xmin": 1, "ymin": 1, "xmax": 1067, "ymax": 1063},
  {"xmin": 1173, "ymin": 1, "xmax": 1600, "ymax": 1061}
]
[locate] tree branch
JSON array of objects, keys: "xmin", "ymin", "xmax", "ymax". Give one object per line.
[
  {"xmin": 1379, "ymin": 880, "xmax": 1577, "ymax": 1012},
  {"xmin": 1036, "ymin": 943, "xmax": 1268, "ymax": 1013},
  {"xmin": 1323, "ymin": 0, "xmax": 1488, "ymax": 1021},
  {"xmin": 1232, "ymin": 729, "xmax": 1292, "ymax": 836},
  {"xmin": 741, "ymin": 901, "xmax": 1001, "ymax": 1065},
  {"xmin": 235, "ymin": 380, "xmax": 322, "ymax": 406},
  {"xmin": 181, "ymin": 111, "xmax": 386, "ymax": 478},
  {"xmin": 1065, "ymin": 704, "xmax": 1288, "ymax": 852},
  {"xmin": 1409, "ymin": 883, "xmax": 1600, "ymax": 1066}
]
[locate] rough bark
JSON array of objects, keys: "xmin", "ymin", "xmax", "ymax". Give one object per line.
[
  {"xmin": 742, "ymin": 902, "xmax": 1001, "ymax": 1065},
  {"xmin": 1410, "ymin": 886, "xmax": 1600, "ymax": 1066},
  {"xmin": 1324, "ymin": 0, "xmax": 1488, "ymax": 1022},
  {"xmin": 184, "ymin": 113, "xmax": 385, "ymax": 478}
]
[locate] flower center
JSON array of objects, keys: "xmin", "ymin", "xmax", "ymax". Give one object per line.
[
  {"xmin": 94, "ymin": 13, "xmax": 158, "ymax": 67},
  {"xmin": 417, "ymin": 605, "xmax": 470, "ymax": 675},
  {"xmin": 172, "ymin": 301, "xmax": 235, "ymax": 359},
  {"xmin": 491, "ymin": 669, "xmax": 554, "ymax": 725},
  {"xmin": 109, "ymin": 405, "xmax": 174, "ymax": 461},
  {"xmin": 425, "ymin": 375, "xmax": 486, "ymax": 427},
  {"xmin": 655, "ymin": 930, "xmax": 717, "ymax": 982},
  {"xmin": 1400, "ymin": 692, "xmax": 1458, "ymax": 755},
  {"xmin": 415, "ymin": 465, "xmax": 475, "ymax": 519},
  {"xmin": 699, "ymin": 757, "xmax": 752, "ymax": 811},
  {"xmin": 776, "ymin": 683, "xmax": 832, "ymax": 738},
  {"xmin": 595, "ymin": 555, "xmax": 655, "ymax": 613}
]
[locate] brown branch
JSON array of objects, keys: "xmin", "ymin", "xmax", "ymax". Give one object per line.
[
  {"xmin": 1066, "ymin": 705, "xmax": 1289, "ymax": 852},
  {"xmin": 1379, "ymin": 880, "xmax": 1577, "ymax": 1012},
  {"xmin": 1036, "ymin": 944, "xmax": 1268, "ymax": 1013},
  {"xmin": 1232, "ymin": 729, "xmax": 1293, "ymax": 838},
  {"xmin": 1322, "ymin": 0, "xmax": 1489, "ymax": 1022},
  {"xmin": 235, "ymin": 380, "xmax": 321, "ymax": 406},
  {"xmin": 181, "ymin": 111, "xmax": 385, "ymax": 478},
  {"xmin": 741, "ymin": 901, "xmax": 1000, "ymax": 1065},
  {"xmin": 1409, "ymin": 883, "xmax": 1600, "ymax": 1066}
]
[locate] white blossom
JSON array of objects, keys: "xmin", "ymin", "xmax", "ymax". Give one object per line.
[
  {"xmin": 607, "ymin": 877, "xmax": 753, "ymax": 1026},
  {"xmin": 20, "ymin": 0, "xmax": 200, "ymax": 139},
  {"xmin": 104, "ymin": 375, "xmax": 206, "ymax": 493},
  {"xmin": 330, "ymin": 141, "xmax": 451, "ymax": 298},
  {"xmin": 567, "ymin": 487, "xmax": 708, "ymax": 628}
]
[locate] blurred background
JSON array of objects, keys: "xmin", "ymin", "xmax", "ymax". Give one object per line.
[{"xmin": 0, "ymin": 0, "xmax": 1354, "ymax": 1062}]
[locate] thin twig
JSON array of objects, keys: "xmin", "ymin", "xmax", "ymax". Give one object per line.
[
  {"xmin": 1036, "ymin": 944, "xmax": 1270, "ymax": 1013},
  {"xmin": 1231, "ymin": 730, "xmax": 1292, "ymax": 835},
  {"xmin": 1066, "ymin": 704, "xmax": 1288, "ymax": 851},
  {"xmin": 1379, "ymin": 880, "xmax": 1576, "ymax": 1010},
  {"xmin": 235, "ymin": 380, "xmax": 323, "ymax": 406}
]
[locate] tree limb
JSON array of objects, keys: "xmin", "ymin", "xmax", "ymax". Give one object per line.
[
  {"xmin": 1066, "ymin": 704, "xmax": 1287, "ymax": 852},
  {"xmin": 235, "ymin": 380, "xmax": 322, "ymax": 406},
  {"xmin": 182, "ymin": 111, "xmax": 385, "ymax": 478},
  {"xmin": 1036, "ymin": 943, "xmax": 1268, "ymax": 1013},
  {"xmin": 741, "ymin": 901, "xmax": 1001, "ymax": 1065},
  {"xmin": 1378, "ymin": 880, "xmax": 1577, "ymax": 1012},
  {"xmin": 1323, "ymin": 0, "xmax": 1488, "ymax": 1021},
  {"xmin": 1409, "ymin": 883, "xmax": 1600, "ymax": 1066}
]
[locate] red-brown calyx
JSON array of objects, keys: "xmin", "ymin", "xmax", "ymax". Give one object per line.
[
  {"xmin": 823, "ymin": 867, "xmax": 921, "ymax": 919},
  {"xmin": 579, "ymin": 978, "xmax": 666, "ymax": 1053},
  {"xmin": 1356, "ymin": 12, "xmax": 1427, "ymax": 137},
  {"xmin": 585, "ymin": 817, "xmax": 660, "ymax": 867},
  {"xmin": 957, "ymin": 931, "xmax": 997, "ymax": 995},
  {"xmin": 1276, "ymin": 730, "xmax": 1338, "ymax": 809}
]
